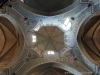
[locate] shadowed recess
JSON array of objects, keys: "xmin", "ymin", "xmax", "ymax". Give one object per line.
[
  {"xmin": 0, "ymin": 0, "xmax": 8, "ymax": 8},
  {"xmin": 24, "ymin": 0, "xmax": 74, "ymax": 12}
]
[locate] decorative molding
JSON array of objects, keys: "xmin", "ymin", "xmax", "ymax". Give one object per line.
[
  {"xmin": 80, "ymin": 0, "xmax": 90, "ymax": 3},
  {"xmin": 80, "ymin": 0, "xmax": 94, "ymax": 13},
  {"xmin": 9, "ymin": 0, "xmax": 19, "ymax": 3},
  {"xmin": 94, "ymin": 3, "xmax": 100, "ymax": 12},
  {"xmin": 0, "ymin": 67, "xmax": 11, "ymax": 75},
  {"xmin": 1, "ymin": 6, "xmax": 6, "ymax": 14}
]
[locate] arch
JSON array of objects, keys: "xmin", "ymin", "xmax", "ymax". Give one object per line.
[
  {"xmin": 18, "ymin": 0, "xmax": 79, "ymax": 16},
  {"xmin": 23, "ymin": 62, "xmax": 82, "ymax": 75},
  {"xmin": 0, "ymin": 14, "xmax": 24, "ymax": 69},
  {"xmin": 77, "ymin": 13, "xmax": 100, "ymax": 67}
]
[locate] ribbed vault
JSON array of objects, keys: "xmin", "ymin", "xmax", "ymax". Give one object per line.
[
  {"xmin": 24, "ymin": 62, "xmax": 78, "ymax": 75},
  {"xmin": 78, "ymin": 14, "xmax": 100, "ymax": 65},
  {"xmin": 21, "ymin": 58, "xmax": 92, "ymax": 75},
  {"xmin": 0, "ymin": 16, "xmax": 24, "ymax": 70},
  {"xmin": 30, "ymin": 63, "xmax": 73, "ymax": 75},
  {"xmin": 34, "ymin": 26, "xmax": 65, "ymax": 52}
]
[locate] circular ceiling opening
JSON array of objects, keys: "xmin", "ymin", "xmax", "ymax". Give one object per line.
[{"xmin": 78, "ymin": 14, "xmax": 100, "ymax": 64}]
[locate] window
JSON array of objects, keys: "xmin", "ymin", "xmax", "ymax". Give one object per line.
[
  {"xmin": 34, "ymin": 26, "xmax": 40, "ymax": 31},
  {"xmin": 62, "ymin": 18, "xmax": 71, "ymax": 31},
  {"xmin": 34, "ymin": 25, "xmax": 41, "ymax": 31},
  {"xmin": 64, "ymin": 18, "xmax": 70, "ymax": 25},
  {"xmin": 47, "ymin": 51, "xmax": 55, "ymax": 55},
  {"xmin": 21, "ymin": 0, "xmax": 24, "ymax": 2},
  {"xmin": 32, "ymin": 35, "xmax": 36, "ymax": 43}
]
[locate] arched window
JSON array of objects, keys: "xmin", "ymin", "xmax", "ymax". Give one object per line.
[
  {"xmin": 62, "ymin": 18, "xmax": 71, "ymax": 31},
  {"xmin": 21, "ymin": 0, "xmax": 24, "ymax": 2},
  {"xmin": 32, "ymin": 35, "xmax": 36, "ymax": 43},
  {"xmin": 47, "ymin": 51, "xmax": 55, "ymax": 55}
]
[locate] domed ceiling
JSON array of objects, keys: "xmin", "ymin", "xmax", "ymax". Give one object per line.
[
  {"xmin": 78, "ymin": 15, "xmax": 100, "ymax": 64},
  {"xmin": 24, "ymin": 0, "xmax": 74, "ymax": 12},
  {"xmin": 34, "ymin": 26, "xmax": 65, "ymax": 52}
]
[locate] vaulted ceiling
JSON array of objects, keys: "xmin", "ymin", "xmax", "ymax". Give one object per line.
[
  {"xmin": 24, "ymin": 0, "xmax": 74, "ymax": 12},
  {"xmin": 32, "ymin": 68, "xmax": 73, "ymax": 75},
  {"xmin": 25, "ymin": 63, "xmax": 74, "ymax": 75},
  {"xmin": 34, "ymin": 26, "xmax": 65, "ymax": 52},
  {"xmin": 0, "ymin": 16, "xmax": 24, "ymax": 70},
  {"xmin": 78, "ymin": 15, "xmax": 100, "ymax": 64},
  {"xmin": 0, "ymin": 0, "xmax": 100, "ymax": 75}
]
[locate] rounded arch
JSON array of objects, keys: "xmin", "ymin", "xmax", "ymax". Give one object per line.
[
  {"xmin": 0, "ymin": 14, "xmax": 24, "ymax": 69},
  {"xmin": 77, "ymin": 13, "xmax": 100, "ymax": 66},
  {"xmin": 18, "ymin": 0, "xmax": 79, "ymax": 16},
  {"xmin": 23, "ymin": 62, "xmax": 82, "ymax": 75}
]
